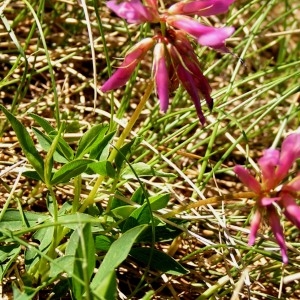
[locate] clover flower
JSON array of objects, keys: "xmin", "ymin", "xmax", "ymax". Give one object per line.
[
  {"xmin": 234, "ymin": 132, "xmax": 300, "ymax": 263},
  {"xmin": 102, "ymin": 0, "xmax": 235, "ymax": 123}
]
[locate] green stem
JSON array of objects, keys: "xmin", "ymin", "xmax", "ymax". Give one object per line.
[
  {"xmin": 79, "ymin": 80, "xmax": 154, "ymax": 212},
  {"xmin": 163, "ymin": 192, "xmax": 257, "ymax": 218},
  {"xmin": 72, "ymin": 175, "xmax": 82, "ymax": 213}
]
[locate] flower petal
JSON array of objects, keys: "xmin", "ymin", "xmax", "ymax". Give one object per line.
[
  {"xmin": 280, "ymin": 192, "xmax": 300, "ymax": 229},
  {"xmin": 268, "ymin": 206, "xmax": 288, "ymax": 264},
  {"xmin": 167, "ymin": 43, "xmax": 206, "ymax": 124},
  {"xmin": 276, "ymin": 132, "xmax": 300, "ymax": 182},
  {"xmin": 258, "ymin": 148, "xmax": 280, "ymax": 190},
  {"xmin": 248, "ymin": 210, "xmax": 261, "ymax": 245},
  {"xmin": 169, "ymin": 30, "xmax": 213, "ymax": 110},
  {"xmin": 153, "ymin": 42, "xmax": 169, "ymax": 112},
  {"xmin": 101, "ymin": 38, "xmax": 154, "ymax": 92},
  {"xmin": 177, "ymin": 63, "xmax": 206, "ymax": 124},
  {"xmin": 233, "ymin": 165, "xmax": 261, "ymax": 193},
  {"xmin": 107, "ymin": 0, "xmax": 158, "ymax": 23},
  {"xmin": 166, "ymin": 15, "xmax": 234, "ymax": 52},
  {"xmin": 168, "ymin": 0, "xmax": 235, "ymax": 17},
  {"xmin": 260, "ymin": 197, "xmax": 280, "ymax": 206},
  {"xmin": 282, "ymin": 174, "xmax": 300, "ymax": 193}
]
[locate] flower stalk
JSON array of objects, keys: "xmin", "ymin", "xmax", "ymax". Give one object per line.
[{"xmin": 80, "ymin": 80, "xmax": 154, "ymax": 212}]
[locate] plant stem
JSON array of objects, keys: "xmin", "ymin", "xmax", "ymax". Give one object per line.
[
  {"xmin": 163, "ymin": 192, "xmax": 257, "ymax": 218},
  {"xmin": 79, "ymin": 80, "xmax": 155, "ymax": 212}
]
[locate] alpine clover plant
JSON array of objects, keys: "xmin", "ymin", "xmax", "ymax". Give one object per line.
[
  {"xmin": 101, "ymin": 0, "xmax": 235, "ymax": 124},
  {"xmin": 234, "ymin": 131, "xmax": 300, "ymax": 263}
]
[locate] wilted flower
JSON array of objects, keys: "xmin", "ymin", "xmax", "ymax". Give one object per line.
[
  {"xmin": 234, "ymin": 132, "xmax": 300, "ymax": 263},
  {"xmin": 152, "ymin": 42, "xmax": 169, "ymax": 112},
  {"xmin": 166, "ymin": 29, "xmax": 213, "ymax": 124},
  {"xmin": 102, "ymin": 0, "xmax": 236, "ymax": 123}
]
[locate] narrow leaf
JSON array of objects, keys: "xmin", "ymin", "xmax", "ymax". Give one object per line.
[
  {"xmin": 72, "ymin": 223, "xmax": 95, "ymax": 300},
  {"xmin": 115, "ymin": 139, "xmax": 135, "ymax": 170},
  {"xmin": 90, "ymin": 224, "xmax": 147, "ymax": 292},
  {"xmin": 76, "ymin": 124, "xmax": 108, "ymax": 158},
  {"xmin": 32, "ymin": 127, "xmax": 68, "ymax": 163},
  {"xmin": 95, "ymin": 270, "xmax": 117, "ymax": 300},
  {"xmin": 89, "ymin": 131, "xmax": 115, "ymax": 160},
  {"xmin": 0, "ymin": 105, "xmax": 44, "ymax": 181},
  {"xmin": 49, "ymin": 255, "xmax": 75, "ymax": 278},
  {"xmin": 50, "ymin": 159, "xmax": 93, "ymax": 185},
  {"xmin": 0, "ymin": 210, "xmax": 49, "ymax": 231},
  {"xmin": 122, "ymin": 204, "xmax": 152, "ymax": 232},
  {"xmin": 87, "ymin": 160, "xmax": 116, "ymax": 178},
  {"xmin": 0, "ymin": 244, "xmax": 21, "ymax": 281},
  {"xmin": 130, "ymin": 248, "xmax": 189, "ymax": 275},
  {"xmin": 149, "ymin": 194, "xmax": 170, "ymax": 210},
  {"xmin": 29, "ymin": 113, "xmax": 55, "ymax": 134},
  {"xmin": 95, "ymin": 235, "xmax": 114, "ymax": 252}
]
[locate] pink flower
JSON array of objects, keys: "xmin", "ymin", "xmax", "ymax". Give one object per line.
[
  {"xmin": 103, "ymin": 0, "xmax": 235, "ymax": 122},
  {"xmin": 234, "ymin": 131, "xmax": 300, "ymax": 263},
  {"xmin": 168, "ymin": 0, "xmax": 235, "ymax": 17},
  {"xmin": 152, "ymin": 42, "xmax": 169, "ymax": 112},
  {"xmin": 106, "ymin": 0, "xmax": 159, "ymax": 24},
  {"xmin": 101, "ymin": 38, "xmax": 155, "ymax": 92},
  {"xmin": 166, "ymin": 15, "xmax": 234, "ymax": 52}
]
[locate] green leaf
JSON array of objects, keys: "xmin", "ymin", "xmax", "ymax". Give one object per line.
[
  {"xmin": 95, "ymin": 235, "xmax": 114, "ymax": 252},
  {"xmin": 30, "ymin": 115, "xmax": 74, "ymax": 161},
  {"xmin": 111, "ymin": 206, "xmax": 136, "ymax": 220},
  {"xmin": 25, "ymin": 227, "xmax": 54, "ymax": 272},
  {"xmin": 21, "ymin": 170, "xmax": 42, "ymax": 181},
  {"xmin": 89, "ymin": 131, "xmax": 115, "ymax": 160},
  {"xmin": 49, "ymin": 255, "xmax": 75, "ymax": 278},
  {"xmin": 76, "ymin": 124, "xmax": 108, "ymax": 158},
  {"xmin": 0, "ymin": 210, "xmax": 49, "ymax": 232},
  {"xmin": 131, "ymin": 186, "xmax": 147, "ymax": 205},
  {"xmin": 0, "ymin": 244, "xmax": 21, "ymax": 281},
  {"xmin": 122, "ymin": 204, "xmax": 152, "ymax": 232},
  {"xmin": 130, "ymin": 248, "xmax": 188, "ymax": 275},
  {"xmin": 72, "ymin": 223, "xmax": 95, "ymax": 300},
  {"xmin": 32, "ymin": 127, "xmax": 69, "ymax": 163},
  {"xmin": 149, "ymin": 194, "xmax": 170, "ymax": 211},
  {"xmin": 138, "ymin": 223, "xmax": 183, "ymax": 243},
  {"xmin": 115, "ymin": 139, "xmax": 135, "ymax": 170},
  {"xmin": 87, "ymin": 160, "xmax": 115, "ymax": 178},
  {"xmin": 50, "ymin": 159, "xmax": 93, "ymax": 185},
  {"xmin": 110, "ymin": 190, "xmax": 127, "ymax": 210},
  {"xmin": 66, "ymin": 229, "xmax": 80, "ymax": 257},
  {"xmin": 90, "ymin": 224, "xmax": 147, "ymax": 292},
  {"xmin": 0, "ymin": 105, "xmax": 44, "ymax": 181},
  {"xmin": 95, "ymin": 270, "xmax": 117, "ymax": 300},
  {"xmin": 29, "ymin": 113, "xmax": 56, "ymax": 134},
  {"xmin": 49, "ymin": 133, "xmax": 74, "ymax": 162},
  {"xmin": 121, "ymin": 162, "xmax": 176, "ymax": 180},
  {"xmin": 12, "ymin": 283, "xmax": 34, "ymax": 300}
]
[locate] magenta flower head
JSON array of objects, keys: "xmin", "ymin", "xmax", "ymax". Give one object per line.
[
  {"xmin": 166, "ymin": 15, "xmax": 235, "ymax": 52},
  {"xmin": 234, "ymin": 131, "xmax": 300, "ymax": 263},
  {"xmin": 168, "ymin": 0, "xmax": 235, "ymax": 17},
  {"xmin": 101, "ymin": 37, "xmax": 155, "ymax": 92},
  {"xmin": 106, "ymin": 0, "xmax": 159, "ymax": 23},
  {"xmin": 102, "ymin": 0, "xmax": 236, "ymax": 123}
]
